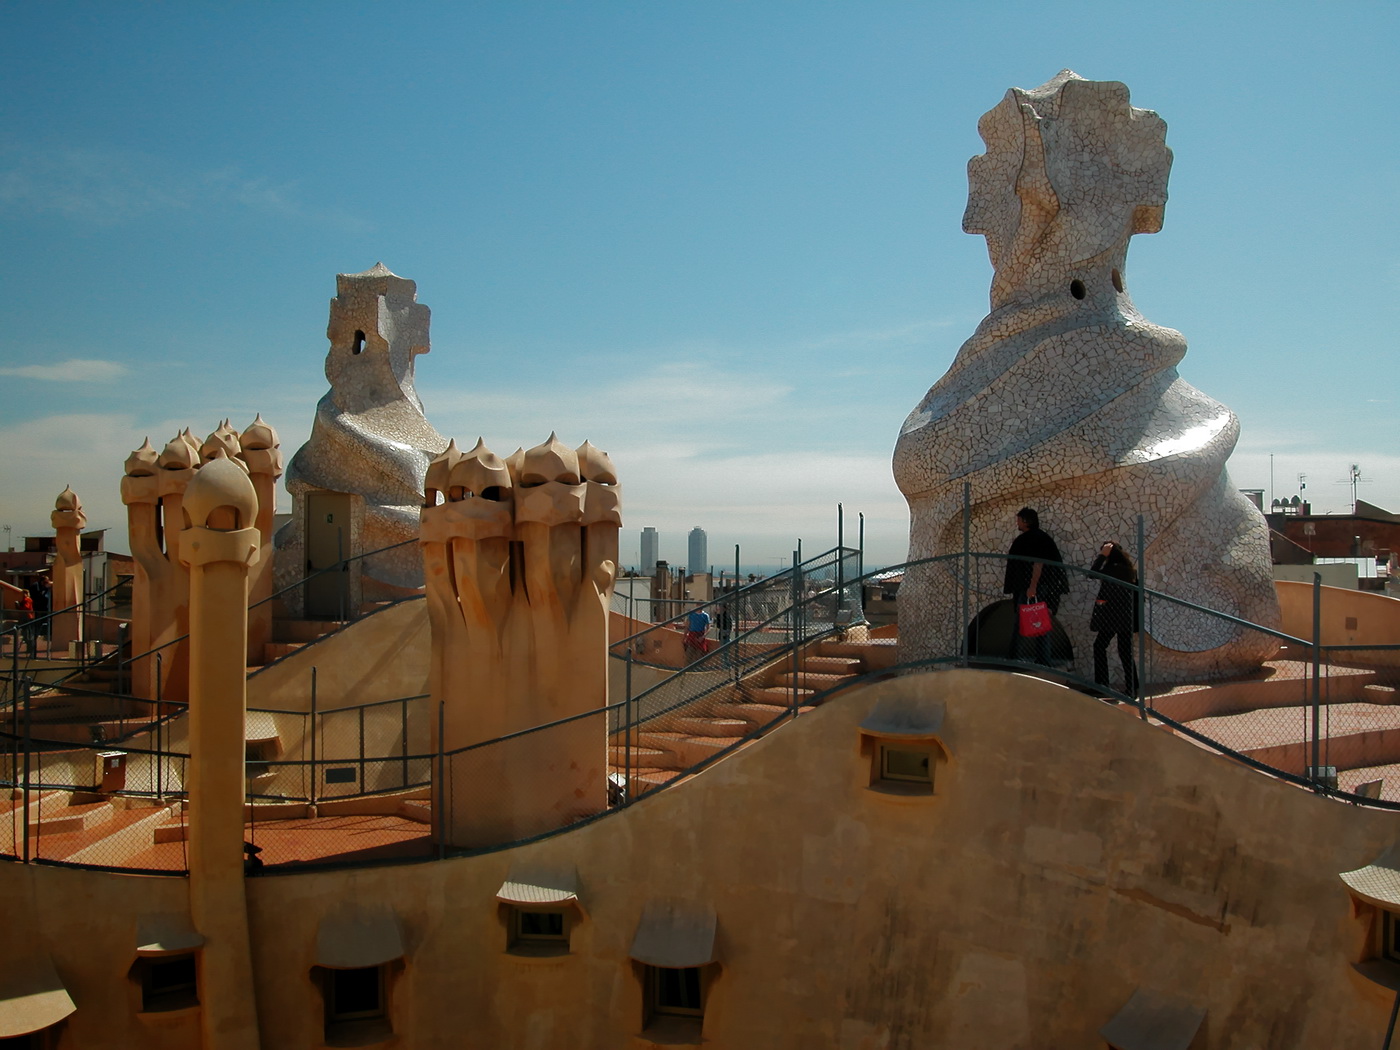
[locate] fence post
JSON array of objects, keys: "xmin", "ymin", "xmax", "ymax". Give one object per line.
[
  {"xmin": 625, "ymin": 650, "xmax": 633, "ymax": 796},
  {"xmin": 22, "ymin": 677, "xmax": 32, "ymax": 863},
  {"xmin": 1312, "ymin": 571, "xmax": 1322, "ymax": 787},
  {"xmin": 156, "ymin": 652, "xmax": 164, "ymax": 799},
  {"xmin": 837, "ymin": 504, "xmax": 845, "ymax": 622},
  {"xmin": 358, "ymin": 706, "xmax": 366, "ymax": 792},
  {"xmin": 858, "ymin": 513, "xmax": 865, "ymax": 588},
  {"xmin": 309, "ymin": 666, "xmax": 318, "ymax": 808},
  {"xmin": 791, "ymin": 549, "xmax": 801, "ymax": 714},
  {"xmin": 1136, "ymin": 516, "xmax": 1148, "ymax": 720},
  {"xmin": 962, "ymin": 483, "xmax": 972, "ymax": 665},
  {"xmin": 400, "ymin": 698, "xmax": 409, "ymax": 789}
]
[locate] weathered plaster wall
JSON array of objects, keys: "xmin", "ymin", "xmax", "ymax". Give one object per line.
[
  {"xmin": 1276, "ymin": 580, "xmax": 1400, "ymax": 666},
  {"xmin": 246, "ymin": 599, "xmax": 431, "ymax": 713},
  {"xmin": 9, "ymin": 668, "xmax": 1400, "ymax": 1048}
]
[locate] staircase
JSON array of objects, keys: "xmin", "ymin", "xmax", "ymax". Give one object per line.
[
  {"xmin": 1148, "ymin": 641, "xmax": 1400, "ymax": 798},
  {"xmin": 609, "ymin": 629, "xmax": 896, "ymax": 797}
]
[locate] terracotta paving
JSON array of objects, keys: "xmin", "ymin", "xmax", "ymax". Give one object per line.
[
  {"xmin": 29, "ymin": 806, "xmax": 170, "ymax": 864},
  {"xmin": 118, "ymin": 838, "xmax": 190, "ymax": 871},
  {"xmin": 1181, "ymin": 702, "xmax": 1400, "ymax": 754},
  {"xmin": 243, "ymin": 814, "xmax": 432, "ymax": 867}
]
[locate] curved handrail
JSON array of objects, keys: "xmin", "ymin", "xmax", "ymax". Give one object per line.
[{"xmin": 610, "ymin": 544, "xmax": 860, "ymax": 658}]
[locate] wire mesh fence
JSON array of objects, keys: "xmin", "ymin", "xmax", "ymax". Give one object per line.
[
  {"xmin": 7, "ymin": 525, "xmax": 1400, "ymax": 877},
  {"xmin": 0, "ymin": 740, "xmax": 190, "ymax": 874},
  {"xmin": 610, "ymin": 546, "xmax": 862, "ymax": 668}
]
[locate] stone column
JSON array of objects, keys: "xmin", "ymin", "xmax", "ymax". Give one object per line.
[
  {"xmin": 179, "ymin": 453, "xmax": 262, "ymax": 1050},
  {"xmin": 122, "ymin": 435, "xmax": 198, "ymax": 703},
  {"xmin": 237, "ymin": 416, "xmax": 283, "ymax": 665},
  {"xmin": 49, "ymin": 487, "xmax": 87, "ymax": 651}
]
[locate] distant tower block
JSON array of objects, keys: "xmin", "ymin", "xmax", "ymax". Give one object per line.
[
  {"xmin": 421, "ymin": 434, "xmax": 621, "ymax": 848},
  {"xmin": 641, "ymin": 527, "xmax": 659, "ymax": 574},
  {"xmin": 688, "ymin": 526, "xmax": 708, "ymax": 575},
  {"xmin": 893, "ymin": 71, "xmax": 1279, "ymax": 681},
  {"xmin": 49, "ymin": 487, "xmax": 87, "ymax": 650},
  {"xmin": 277, "ymin": 264, "xmax": 448, "ymax": 618}
]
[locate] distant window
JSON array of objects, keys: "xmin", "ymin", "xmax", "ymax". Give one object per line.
[
  {"xmin": 326, "ymin": 965, "xmax": 384, "ymax": 1027},
  {"xmin": 351, "ymin": 330, "xmax": 366, "ymax": 355},
  {"xmin": 647, "ymin": 965, "xmax": 704, "ymax": 1019},
  {"xmin": 510, "ymin": 907, "xmax": 568, "ymax": 951},
  {"xmin": 881, "ymin": 746, "xmax": 933, "ymax": 786},
  {"xmin": 1384, "ymin": 912, "xmax": 1400, "ymax": 965},
  {"xmin": 138, "ymin": 953, "xmax": 199, "ymax": 1012},
  {"xmin": 314, "ymin": 963, "xmax": 395, "ymax": 1044}
]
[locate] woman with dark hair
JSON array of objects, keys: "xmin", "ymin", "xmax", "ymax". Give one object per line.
[{"xmin": 1090, "ymin": 541, "xmax": 1139, "ymax": 696}]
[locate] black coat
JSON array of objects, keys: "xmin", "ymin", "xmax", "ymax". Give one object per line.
[
  {"xmin": 1090, "ymin": 555, "xmax": 1139, "ymax": 634},
  {"xmin": 1004, "ymin": 528, "xmax": 1067, "ymax": 599}
]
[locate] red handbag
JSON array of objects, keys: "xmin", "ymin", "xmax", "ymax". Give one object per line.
[{"xmin": 1018, "ymin": 601, "xmax": 1052, "ymax": 637}]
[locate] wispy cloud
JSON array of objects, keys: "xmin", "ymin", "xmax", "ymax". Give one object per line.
[
  {"xmin": 0, "ymin": 143, "xmax": 368, "ymax": 230},
  {"xmin": 0, "ymin": 358, "xmax": 128, "ymax": 382},
  {"xmin": 798, "ymin": 317, "xmax": 962, "ymax": 353}
]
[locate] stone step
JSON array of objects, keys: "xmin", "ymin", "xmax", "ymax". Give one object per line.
[
  {"xmin": 743, "ymin": 685, "xmax": 815, "ymax": 707},
  {"xmin": 607, "ymin": 745, "xmax": 670, "ymax": 766},
  {"xmin": 670, "ymin": 717, "xmax": 750, "ymax": 738},
  {"xmin": 620, "ymin": 767, "xmax": 684, "ymax": 792},
  {"xmin": 799, "ymin": 655, "xmax": 863, "ymax": 675},
  {"xmin": 723, "ymin": 702, "xmax": 799, "ymax": 729},
  {"xmin": 30, "ymin": 799, "xmax": 113, "ymax": 836},
  {"xmin": 1181, "ymin": 701, "xmax": 1400, "ymax": 777},
  {"xmin": 1151, "ymin": 659, "xmax": 1382, "ymax": 723},
  {"xmin": 771, "ymin": 671, "xmax": 859, "ymax": 694},
  {"xmin": 818, "ymin": 636, "xmax": 899, "ymax": 670},
  {"xmin": 1337, "ymin": 763, "xmax": 1400, "ymax": 801},
  {"xmin": 635, "ymin": 732, "xmax": 733, "ymax": 769},
  {"xmin": 262, "ymin": 641, "xmax": 306, "ymax": 663},
  {"xmin": 272, "ymin": 618, "xmax": 346, "ymax": 643}
]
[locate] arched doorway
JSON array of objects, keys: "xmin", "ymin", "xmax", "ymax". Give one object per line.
[{"xmin": 966, "ymin": 599, "xmax": 1074, "ymax": 666}]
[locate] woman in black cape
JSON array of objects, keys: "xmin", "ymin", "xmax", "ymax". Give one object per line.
[{"xmin": 1090, "ymin": 541, "xmax": 1139, "ymax": 696}]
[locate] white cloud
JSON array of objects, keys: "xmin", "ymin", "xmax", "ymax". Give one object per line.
[
  {"xmin": 0, "ymin": 358, "xmax": 128, "ymax": 382},
  {"xmin": 0, "ymin": 143, "xmax": 368, "ymax": 230}
]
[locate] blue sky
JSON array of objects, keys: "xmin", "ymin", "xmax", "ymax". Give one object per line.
[{"xmin": 1, "ymin": 1, "xmax": 1396, "ymax": 571}]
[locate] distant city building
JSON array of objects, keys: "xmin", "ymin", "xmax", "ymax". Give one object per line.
[
  {"xmin": 688, "ymin": 526, "xmax": 707, "ymax": 574},
  {"xmin": 640, "ymin": 527, "xmax": 659, "ymax": 574}
]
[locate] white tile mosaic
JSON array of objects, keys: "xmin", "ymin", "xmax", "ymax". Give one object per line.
[{"xmin": 893, "ymin": 72, "xmax": 1281, "ymax": 680}]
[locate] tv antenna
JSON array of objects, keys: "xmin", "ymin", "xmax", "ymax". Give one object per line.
[{"xmin": 1336, "ymin": 464, "xmax": 1371, "ymax": 508}]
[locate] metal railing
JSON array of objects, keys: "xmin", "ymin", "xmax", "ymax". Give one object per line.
[{"xmin": 8, "ymin": 517, "xmax": 1400, "ymax": 877}]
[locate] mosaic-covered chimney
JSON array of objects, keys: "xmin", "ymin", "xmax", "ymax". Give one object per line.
[
  {"xmin": 277, "ymin": 264, "xmax": 447, "ymax": 618},
  {"xmin": 893, "ymin": 71, "xmax": 1279, "ymax": 681}
]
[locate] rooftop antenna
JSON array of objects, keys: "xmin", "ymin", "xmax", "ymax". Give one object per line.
[{"xmin": 1336, "ymin": 464, "xmax": 1371, "ymax": 510}]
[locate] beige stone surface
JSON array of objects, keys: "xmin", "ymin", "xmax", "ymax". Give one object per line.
[
  {"xmin": 123, "ymin": 420, "xmax": 281, "ymax": 702},
  {"xmin": 48, "ymin": 486, "xmax": 87, "ymax": 649},
  {"xmin": 8, "ymin": 667, "xmax": 1398, "ymax": 1047},
  {"xmin": 178, "ymin": 456, "xmax": 262, "ymax": 1050},
  {"xmin": 421, "ymin": 433, "xmax": 621, "ymax": 847},
  {"xmin": 893, "ymin": 72, "xmax": 1280, "ymax": 680},
  {"xmin": 277, "ymin": 264, "xmax": 447, "ymax": 610}
]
